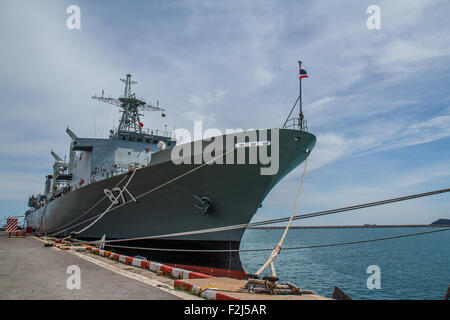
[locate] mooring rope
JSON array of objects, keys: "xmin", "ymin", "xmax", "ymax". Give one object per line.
[
  {"xmin": 65, "ymin": 168, "xmax": 138, "ymax": 238},
  {"xmin": 49, "ymin": 146, "xmax": 237, "ymax": 237},
  {"xmin": 39, "ymin": 202, "xmax": 50, "ymax": 237},
  {"xmin": 255, "ymin": 149, "xmax": 309, "ymax": 277},
  {"xmin": 49, "ymin": 173, "xmax": 131, "ymax": 235},
  {"xmin": 102, "ymin": 227, "xmax": 450, "ymax": 253},
  {"xmin": 97, "ymin": 187, "xmax": 450, "ymax": 245}
]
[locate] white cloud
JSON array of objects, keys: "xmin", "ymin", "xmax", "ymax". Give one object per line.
[
  {"xmin": 188, "ymin": 89, "xmax": 226, "ymax": 109},
  {"xmin": 181, "ymin": 89, "xmax": 226, "ymax": 126},
  {"xmin": 305, "ymin": 111, "xmax": 450, "ymax": 173},
  {"xmin": 253, "ymin": 67, "xmax": 274, "ymax": 88},
  {"xmin": 307, "ymin": 133, "xmax": 348, "ymax": 171},
  {"xmin": 377, "ymin": 40, "xmax": 449, "ymax": 66},
  {"xmin": 0, "ymin": 171, "xmax": 43, "ymax": 201}
]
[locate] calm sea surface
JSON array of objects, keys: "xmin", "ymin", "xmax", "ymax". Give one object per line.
[{"xmin": 239, "ymin": 227, "xmax": 450, "ymax": 300}]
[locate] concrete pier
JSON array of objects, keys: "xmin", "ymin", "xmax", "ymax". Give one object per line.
[
  {"xmin": 0, "ymin": 232, "xmax": 190, "ymax": 300},
  {"xmin": 1, "ymin": 232, "xmax": 331, "ymax": 300}
]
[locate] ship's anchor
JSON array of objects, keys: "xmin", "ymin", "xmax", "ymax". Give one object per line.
[
  {"xmin": 193, "ymin": 195, "xmax": 212, "ymax": 215},
  {"xmin": 104, "ymin": 186, "xmax": 137, "ymax": 206}
]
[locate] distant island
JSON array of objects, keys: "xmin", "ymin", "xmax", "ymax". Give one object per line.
[
  {"xmin": 249, "ymin": 219, "xmax": 450, "ymax": 229},
  {"xmin": 431, "ymin": 219, "xmax": 450, "ymax": 225}
]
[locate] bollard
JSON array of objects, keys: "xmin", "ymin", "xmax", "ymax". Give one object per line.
[{"xmin": 332, "ymin": 286, "xmax": 352, "ymax": 300}]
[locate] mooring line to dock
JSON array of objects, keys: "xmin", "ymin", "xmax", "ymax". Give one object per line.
[
  {"xmin": 271, "ymin": 227, "xmax": 450, "ymax": 251},
  {"xmin": 51, "ymin": 179, "xmax": 449, "ymax": 247},
  {"xmin": 102, "ymin": 227, "xmax": 450, "ymax": 253},
  {"xmin": 39, "ymin": 202, "xmax": 50, "ymax": 238},
  {"xmin": 68, "ymin": 168, "xmax": 138, "ymax": 237},
  {"xmin": 49, "ymin": 173, "xmax": 131, "ymax": 236},
  {"xmin": 254, "ymin": 149, "xmax": 309, "ymax": 278},
  {"xmin": 100, "ymin": 187, "xmax": 450, "ymax": 244},
  {"xmin": 49, "ymin": 146, "xmax": 237, "ymax": 238}
]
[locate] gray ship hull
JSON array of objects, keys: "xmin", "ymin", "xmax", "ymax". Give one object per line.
[{"xmin": 26, "ymin": 128, "xmax": 315, "ymax": 278}]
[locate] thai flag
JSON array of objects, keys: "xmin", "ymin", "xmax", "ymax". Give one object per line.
[{"xmin": 299, "ymin": 65, "xmax": 308, "ymax": 79}]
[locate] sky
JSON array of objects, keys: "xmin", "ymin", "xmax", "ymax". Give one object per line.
[{"xmin": 0, "ymin": 0, "xmax": 449, "ymax": 226}]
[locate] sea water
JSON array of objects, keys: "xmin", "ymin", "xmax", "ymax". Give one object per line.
[{"xmin": 240, "ymin": 227, "xmax": 450, "ymax": 300}]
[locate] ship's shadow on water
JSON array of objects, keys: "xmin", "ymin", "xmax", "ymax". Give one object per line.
[{"xmin": 239, "ymin": 227, "xmax": 450, "ymax": 300}]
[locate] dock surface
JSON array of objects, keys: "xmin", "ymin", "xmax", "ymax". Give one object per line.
[
  {"xmin": 1, "ymin": 232, "xmax": 331, "ymax": 300},
  {"xmin": 174, "ymin": 277, "xmax": 331, "ymax": 300},
  {"xmin": 0, "ymin": 232, "xmax": 186, "ymax": 300}
]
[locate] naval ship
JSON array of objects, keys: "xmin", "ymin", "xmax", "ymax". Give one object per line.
[{"xmin": 26, "ymin": 70, "xmax": 316, "ymax": 279}]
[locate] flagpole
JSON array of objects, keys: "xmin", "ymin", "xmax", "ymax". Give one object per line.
[{"xmin": 298, "ymin": 60, "xmax": 303, "ymax": 131}]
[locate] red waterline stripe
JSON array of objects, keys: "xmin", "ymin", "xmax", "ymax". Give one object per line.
[{"xmin": 85, "ymin": 248, "xmax": 218, "ymax": 280}]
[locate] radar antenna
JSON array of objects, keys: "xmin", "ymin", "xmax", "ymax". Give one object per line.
[
  {"xmin": 120, "ymin": 73, "xmax": 137, "ymax": 98},
  {"xmin": 92, "ymin": 74, "xmax": 165, "ymax": 136}
]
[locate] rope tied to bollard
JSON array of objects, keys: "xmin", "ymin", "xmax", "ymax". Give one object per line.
[{"xmin": 251, "ymin": 148, "xmax": 310, "ymax": 280}]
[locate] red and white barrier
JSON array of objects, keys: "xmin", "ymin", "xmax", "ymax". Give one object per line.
[
  {"xmin": 85, "ymin": 247, "xmax": 213, "ymax": 280},
  {"xmin": 5, "ymin": 218, "xmax": 18, "ymax": 232},
  {"xmin": 51, "ymin": 243, "xmax": 233, "ymax": 299},
  {"xmin": 173, "ymin": 280, "xmax": 239, "ymax": 300},
  {"xmin": 8, "ymin": 231, "xmax": 26, "ymax": 238},
  {"xmin": 56, "ymin": 246, "xmax": 86, "ymax": 251}
]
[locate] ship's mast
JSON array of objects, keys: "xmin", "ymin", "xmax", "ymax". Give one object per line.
[
  {"xmin": 121, "ymin": 73, "xmax": 136, "ymax": 98},
  {"xmin": 92, "ymin": 74, "xmax": 165, "ymax": 138},
  {"xmin": 298, "ymin": 61, "xmax": 303, "ymax": 130},
  {"xmin": 282, "ymin": 60, "xmax": 308, "ymax": 131}
]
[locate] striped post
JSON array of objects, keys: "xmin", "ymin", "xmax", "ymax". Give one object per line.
[{"xmin": 5, "ymin": 218, "xmax": 18, "ymax": 232}]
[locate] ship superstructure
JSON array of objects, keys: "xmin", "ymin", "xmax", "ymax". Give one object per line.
[{"xmin": 28, "ymin": 74, "xmax": 174, "ymax": 208}]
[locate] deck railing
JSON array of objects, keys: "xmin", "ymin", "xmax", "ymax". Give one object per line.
[{"xmin": 284, "ymin": 117, "xmax": 308, "ymax": 132}]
